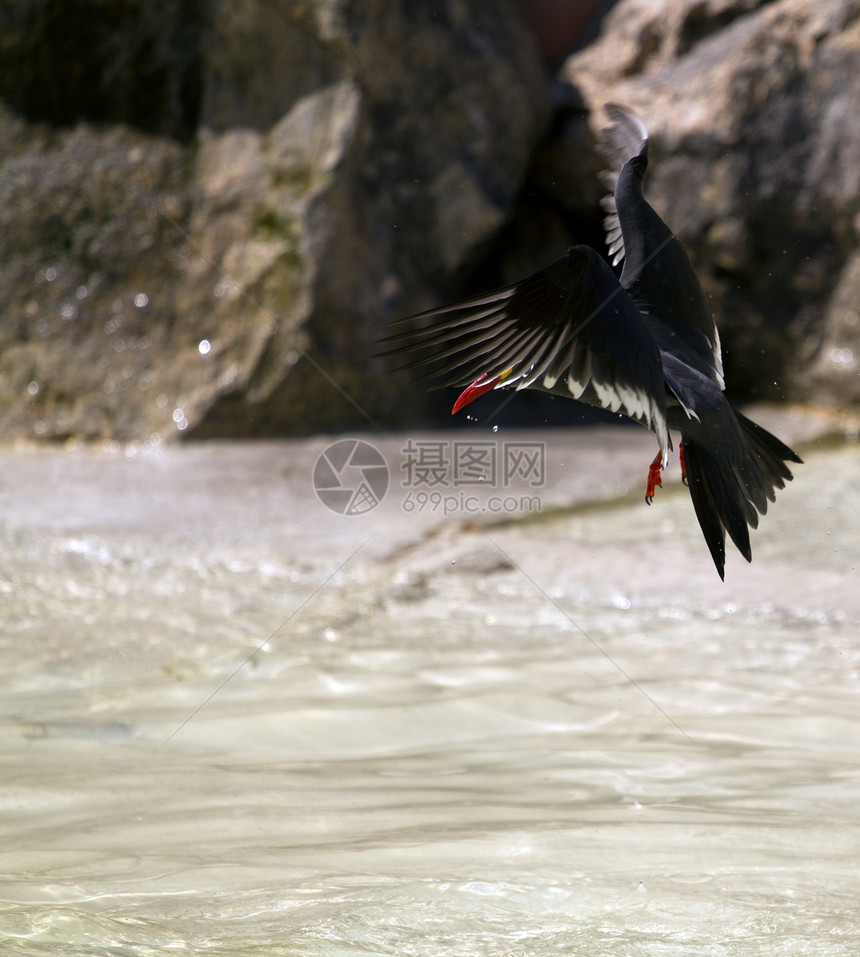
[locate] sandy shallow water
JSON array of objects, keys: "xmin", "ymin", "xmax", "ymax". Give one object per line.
[{"xmin": 2, "ymin": 406, "xmax": 859, "ymax": 956}]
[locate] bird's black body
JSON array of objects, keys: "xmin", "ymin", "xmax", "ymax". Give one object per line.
[{"xmin": 383, "ymin": 104, "xmax": 801, "ymax": 578}]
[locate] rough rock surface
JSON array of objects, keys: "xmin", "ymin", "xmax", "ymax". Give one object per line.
[
  {"xmin": 559, "ymin": 0, "xmax": 860, "ymax": 404},
  {"xmin": 1, "ymin": 0, "xmax": 858, "ymax": 444},
  {"xmin": 0, "ymin": 0, "xmax": 549, "ymax": 442}
]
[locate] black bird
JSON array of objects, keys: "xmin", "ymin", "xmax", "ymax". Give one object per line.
[{"xmin": 383, "ymin": 104, "xmax": 802, "ymax": 579}]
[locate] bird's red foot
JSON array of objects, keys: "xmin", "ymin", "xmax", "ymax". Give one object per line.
[
  {"xmin": 645, "ymin": 450, "xmax": 664, "ymax": 504},
  {"xmin": 679, "ymin": 442, "xmax": 688, "ymax": 486}
]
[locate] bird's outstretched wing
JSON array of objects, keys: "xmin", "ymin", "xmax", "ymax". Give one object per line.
[
  {"xmin": 596, "ymin": 103, "xmax": 649, "ymax": 267},
  {"xmin": 382, "ymin": 245, "xmax": 669, "ymax": 451}
]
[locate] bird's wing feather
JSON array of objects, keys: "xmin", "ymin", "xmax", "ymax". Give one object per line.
[
  {"xmin": 382, "ymin": 245, "xmax": 669, "ymax": 452},
  {"xmin": 596, "ymin": 103, "xmax": 649, "ymax": 268},
  {"xmin": 598, "ymin": 103, "xmax": 725, "ymax": 390}
]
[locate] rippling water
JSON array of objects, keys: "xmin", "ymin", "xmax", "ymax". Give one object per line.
[{"xmin": 1, "ymin": 427, "xmax": 858, "ymax": 955}]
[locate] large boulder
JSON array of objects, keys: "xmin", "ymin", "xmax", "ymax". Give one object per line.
[
  {"xmin": 558, "ymin": 0, "xmax": 860, "ymax": 405},
  {"xmin": 0, "ymin": 0, "xmax": 550, "ymax": 443},
  {"xmin": 2, "ymin": 0, "xmax": 857, "ymax": 445}
]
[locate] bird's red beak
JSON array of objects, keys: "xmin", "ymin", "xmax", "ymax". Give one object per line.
[{"xmin": 451, "ymin": 369, "xmax": 513, "ymax": 414}]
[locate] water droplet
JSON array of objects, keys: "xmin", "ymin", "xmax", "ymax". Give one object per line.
[
  {"xmin": 198, "ymin": 339, "xmax": 211, "ymax": 356},
  {"xmin": 134, "ymin": 292, "xmax": 149, "ymax": 308},
  {"xmin": 830, "ymin": 347, "xmax": 855, "ymax": 368}
]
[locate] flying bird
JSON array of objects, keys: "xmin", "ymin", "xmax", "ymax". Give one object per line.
[{"xmin": 383, "ymin": 104, "xmax": 802, "ymax": 579}]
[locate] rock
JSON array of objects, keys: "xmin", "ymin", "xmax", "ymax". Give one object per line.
[
  {"xmin": 804, "ymin": 250, "xmax": 860, "ymax": 400},
  {"xmin": 559, "ymin": 0, "xmax": 860, "ymax": 405},
  {"xmin": 0, "ymin": 114, "xmax": 188, "ymax": 442},
  {"xmin": 4, "ymin": 0, "xmax": 854, "ymax": 444},
  {"xmin": 0, "ymin": 0, "xmax": 206, "ymax": 141},
  {"xmin": 520, "ymin": 0, "xmax": 606, "ymax": 67},
  {"xmin": 0, "ymin": 0, "xmax": 550, "ymax": 443}
]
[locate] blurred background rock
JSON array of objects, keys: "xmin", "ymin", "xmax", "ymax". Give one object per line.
[{"xmin": 0, "ymin": 0, "xmax": 857, "ymax": 443}]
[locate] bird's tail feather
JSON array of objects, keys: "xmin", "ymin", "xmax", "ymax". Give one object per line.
[
  {"xmin": 682, "ymin": 411, "xmax": 802, "ymax": 580},
  {"xmin": 733, "ymin": 409, "xmax": 803, "ymax": 489}
]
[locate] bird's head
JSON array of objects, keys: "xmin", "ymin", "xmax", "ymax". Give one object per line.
[{"xmin": 451, "ymin": 368, "xmax": 514, "ymax": 414}]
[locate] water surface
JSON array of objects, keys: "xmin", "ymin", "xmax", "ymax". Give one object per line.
[{"xmin": 2, "ymin": 419, "xmax": 858, "ymax": 955}]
